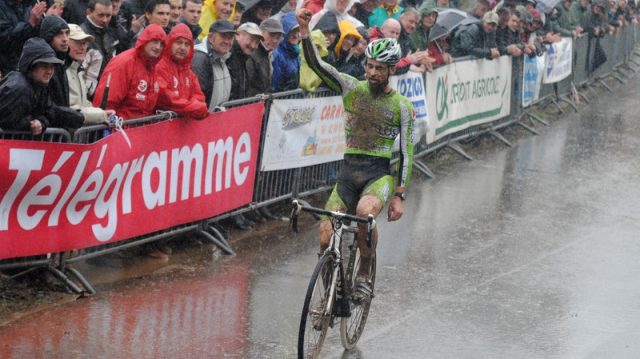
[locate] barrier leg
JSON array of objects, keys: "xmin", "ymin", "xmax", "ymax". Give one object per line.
[
  {"xmin": 558, "ymin": 96, "xmax": 579, "ymax": 112},
  {"xmin": 488, "ymin": 129, "xmax": 513, "ymax": 147},
  {"xmin": 446, "ymin": 141, "xmax": 473, "ymax": 161},
  {"xmin": 413, "ymin": 160, "xmax": 435, "ymax": 179},
  {"xmin": 583, "ymin": 83, "xmax": 599, "ymax": 98},
  {"xmin": 610, "ymin": 70, "xmax": 627, "ymax": 84},
  {"xmin": 515, "ymin": 120, "xmax": 539, "ymax": 135},
  {"xmin": 199, "ymin": 221, "xmax": 235, "ymax": 255},
  {"xmin": 45, "ymin": 266, "xmax": 84, "ymax": 294},
  {"xmin": 595, "ymin": 77, "xmax": 613, "ymax": 92},
  {"xmin": 64, "ymin": 267, "xmax": 96, "ymax": 295},
  {"xmin": 627, "ymin": 58, "xmax": 640, "ymax": 68},
  {"xmin": 524, "ymin": 110, "xmax": 549, "ymax": 126}
]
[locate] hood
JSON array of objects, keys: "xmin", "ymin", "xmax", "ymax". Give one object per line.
[
  {"xmin": 18, "ymin": 38, "xmax": 60, "ymax": 73},
  {"xmin": 200, "ymin": 0, "xmax": 237, "ymax": 28},
  {"xmin": 592, "ymin": 0, "xmax": 608, "ymax": 11},
  {"xmin": 313, "ymin": 10, "xmax": 340, "ymax": 34},
  {"xmin": 135, "ymin": 24, "xmax": 168, "ymax": 67},
  {"xmin": 311, "ymin": 29, "xmax": 329, "ymax": 58},
  {"xmin": 163, "ymin": 23, "xmax": 195, "ymax": 64},
  {"xmin": 323, "ymin": 0, "xmax": 357, "ymax": 16},
  {"xmin": 334, "ymin": 20, "xmax": 361, "ymax": 57},
  {"xmin": 39, "ymin": 15, "xmax": 69, "ymax": 44},
  {"xmin": 418, "ymin": 2, "xmax": 438, "ymax": 18},
  {"xmin": 281, "ymin": 12, "xmax": 299, "ymax": 37}
]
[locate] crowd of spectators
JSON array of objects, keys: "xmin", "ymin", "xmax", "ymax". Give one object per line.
[
  {"xmin": 0, "ymin": 0, "xmax": 638, "ymax": 256},
  {"xmin": 2, "ymin": 0, "xmax": 638, "ymax": 131}
]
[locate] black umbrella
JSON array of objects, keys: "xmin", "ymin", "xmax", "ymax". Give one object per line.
[{"xmin": 428, "ymin": 8, "xmax": 478, "ymax": 42}]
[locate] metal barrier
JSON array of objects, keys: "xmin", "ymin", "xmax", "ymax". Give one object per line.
[
  {"xmin": 72, "ymin": 112, "xmax": 178, "ymax": 144},
  {"xmin": 2, "ymin": 26, "xmax": 640, "ymax": 294},
  {"xmin": 0, "ymin": 128, "xmax": 71, "ymax": 142}
]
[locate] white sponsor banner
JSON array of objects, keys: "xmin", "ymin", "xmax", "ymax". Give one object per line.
[
  {"xmin": 426, "ymin": 56, "xmax": 512, "ymax": 142},
  {"xmin": 261, "ymin": 97, "xmax": 345, "ymax": 171},
  {"xmin": 390, "ymin": 71, "xmax": 429, "ymax": 142},
  {"xmin": 523, "ymin": 54, "xmax": 545, "ymax": 107},
  {"xmin": 543, "ymin": 37, "xmax": 573, "ymax": 83}
]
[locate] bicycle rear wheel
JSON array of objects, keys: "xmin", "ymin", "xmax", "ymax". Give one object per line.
[
  {"xmin": 298, "ymin": 254, "xmax": 335, "ymax": 359},
  {"xmin": 340, "ymin": 247, "xmax": 376, "ymax": 350}
]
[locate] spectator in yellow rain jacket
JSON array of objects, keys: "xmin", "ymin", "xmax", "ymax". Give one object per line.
[
  {"xmin": 299, "ymin": 29, "xmax": 329, "ymax": 92},
  {"xmin": 198, "ymin": 0, "xmax": 236, "ymax": 40}
]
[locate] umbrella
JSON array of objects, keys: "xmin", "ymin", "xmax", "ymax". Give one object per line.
[{"xmin": 428, "ymin": 8, "xmax": 478, "ymax": 42}]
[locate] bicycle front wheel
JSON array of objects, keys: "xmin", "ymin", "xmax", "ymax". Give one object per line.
[
  {"xmin": 298, "ymin": 254, "xmax": 335, "ymax": 359},
  {"xmin": 340, "ymin": 248, "xmax": 376, "ymax": 350}
]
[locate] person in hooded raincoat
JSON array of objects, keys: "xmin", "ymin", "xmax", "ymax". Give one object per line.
[
  {"xmin": 309, "ymin": 0, "xmax": 364, "ymax": 29},
  {"xmin": 92, "ymin": 24, "xmax": 167, "ymax": 120},
  {"xmin": 299, "ymin": 28, "xmax": 329, "ymax": 91},
  {"xmin": 325, "ymin": 20, "xmax": 364, "ymax": 78},
  {"xmin": 156, "ymin": 23, "xmax": 208, "ymax": 119},
  {"xmin": 198, "ymin": 0, "xmax": 236, "ymax": 41},
  {"xmin": 272, "ymin": 11, "xmax": 302, "ymax": 92},
  {"xmin": 0, "ymin": 37, "xmax": 84, "ymax": 133}
]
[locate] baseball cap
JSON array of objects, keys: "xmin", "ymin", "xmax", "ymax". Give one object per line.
[
  {"xmin": 238, "ymin": 22, "xmax": 264, "ymax": 39},
  {"xmin": 482, "ymin": 11, "xmax": 499, "ymax": 24},
  {"xmin": 68, "ymin": 24, "xmax": 94, "ymax": 42},
  {"xmin": 33, "ymin": 55, "xmax": 64, "ymax": 65},
  {"xmin": 259, "ymin": 18, "xmax": 284, "ymax": 34},
  {"xmin": 209, "ymin": 20, "xmax": 236, "ymax": 34}
]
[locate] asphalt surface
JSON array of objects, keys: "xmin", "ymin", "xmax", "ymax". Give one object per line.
[{"xmin": 1, "ymin": 76, "xmax": 640, "ymax": 358}]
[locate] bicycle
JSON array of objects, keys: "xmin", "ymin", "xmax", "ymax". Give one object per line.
[{"xmin": 290, "ymin": 199, "xmax": 377, "ymax": 358}]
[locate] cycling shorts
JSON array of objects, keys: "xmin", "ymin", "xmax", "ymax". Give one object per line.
[{"xmin": 324, "ymin": 154, "xmax": 394, "ymax": 215}]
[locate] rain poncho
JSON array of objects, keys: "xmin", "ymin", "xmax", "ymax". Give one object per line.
[
  {"xmin": 92, "ymin": 25, "xmax": 167, "ymax": 120},
  {"xmin": 309, "ymin": 0, "xmax": 364, "ymax": 30},
  {"xmin": 198, "ymin": 0, "xmax": 237, "ymax": 41},
  {"xmin": 156, "ymin": 23, "xmax": 208, "ymax": 119},
  {"xmin": 299, "ymin": 29, "xmax": 329, "ymax": 92}
]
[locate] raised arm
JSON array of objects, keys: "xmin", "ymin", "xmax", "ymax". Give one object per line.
[{"xmin": 296, "ymin": 8, "xmax": 357, "ymax": 94}]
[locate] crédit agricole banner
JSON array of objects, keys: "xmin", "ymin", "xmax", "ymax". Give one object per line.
[{"xmin": 426, "ymin": 56, "xmax": 512, "ymax": 143}]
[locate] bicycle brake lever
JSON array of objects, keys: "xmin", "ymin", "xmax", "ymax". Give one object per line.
[{"xmin": 366, "ymin": 214, "xmax": 375, "ymax": 248}]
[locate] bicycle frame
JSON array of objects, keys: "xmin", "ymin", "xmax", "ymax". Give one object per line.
[
  {"xmin": 293, "ymin": 198, "xmax": 378, "ymax": 357},
  {"xmin": 291, "ymin": 199, "xmax": 375, "ymax": 318}
]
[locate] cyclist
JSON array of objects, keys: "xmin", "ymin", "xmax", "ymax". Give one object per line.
[{"xmin": 296, "ymin": 9, "xmax": 415, "ymax": 302}]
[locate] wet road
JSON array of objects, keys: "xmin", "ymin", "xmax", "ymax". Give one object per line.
[{"xmin": 2, "ymin": 77, "xmax": 640, "ymax": 358}]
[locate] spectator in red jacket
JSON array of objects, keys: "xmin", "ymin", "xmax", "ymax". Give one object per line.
[
  {"xmin": 156, "ymin": 23, "xmax": 208, "ymax": 119},
  {"xmin": 92, "ymin": 24, "xmax": 167, "ymax": 120}
]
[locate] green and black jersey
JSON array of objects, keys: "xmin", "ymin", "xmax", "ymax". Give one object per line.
[{"xmin": 301, "ymin": 37, "xmax": 415, "ymax": 188}]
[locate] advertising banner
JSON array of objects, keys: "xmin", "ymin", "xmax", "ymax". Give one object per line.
[
  {"xmin": 543, "ymin": 37, "xmax": 573, "ymax": 83},
  {"xmin": 390, "ymin": 71, "xmax": 429, "ymax": 142},
  {"xmin": 426, "ymin": 56, "xmax": 512, "ymax": 142},
  {"xmin": 523, "ymin": 54, "xmax": 546, "ymax": 107},
  {"xmin": 0, "ymin": 103, "xmax": 264, "ymax": 259},
  {"xmin": 261, "ymin": 96, "xmax": 345, "ymax": 171}
]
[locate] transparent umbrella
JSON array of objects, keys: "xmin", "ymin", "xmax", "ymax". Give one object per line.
[{"xmin": 428, "ymin": 8, "xmax": 478, "ymax": 42}]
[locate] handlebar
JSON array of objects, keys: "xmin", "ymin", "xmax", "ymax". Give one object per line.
[{"xmin": 290, "ymin": 199, "xmax": 376, "ymax": 247}]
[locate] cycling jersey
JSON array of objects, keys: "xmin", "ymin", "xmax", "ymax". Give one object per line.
[{"xmin": 301, "ymin": 37, "xmax": 415, "ymax": 188}]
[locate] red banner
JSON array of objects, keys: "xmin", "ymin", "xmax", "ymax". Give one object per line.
[{"xmin": 0, "ymin": 103, "xmax": 264, "ymax": 259}]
